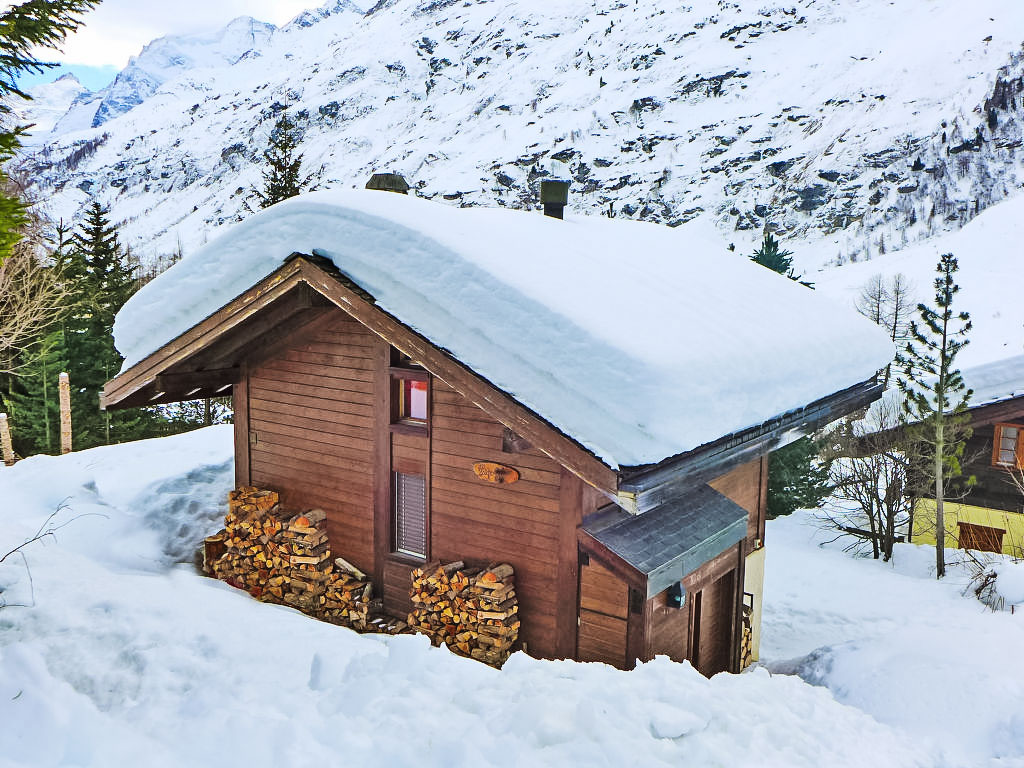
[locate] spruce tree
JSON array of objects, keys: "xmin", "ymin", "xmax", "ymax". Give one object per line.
[
  {"xmin": 254, "ymin": 113, "xmax": 319, "ymax": 209},
  {"xmin": 61, "ymin": 201, "xmax": 153, "ymax": 448},
  {"xmin": 0, "ymin": 1, "xmax": 100, "ymax": 264},
  {"xmin": 750, "ymin": 232, "xmax": 813, "ymax": 288},
  {"xmin": 896, "ymin": 253, "xmax": 973, "ymax": 578}
]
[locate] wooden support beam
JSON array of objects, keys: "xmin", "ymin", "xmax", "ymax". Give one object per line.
[
  {"xmin": 59, "ymin": 372, "xmax": 71, "ymax": 454},
  {"xmin": 0, "ymin": 413, "xmax": 15, "ymax": 466}
]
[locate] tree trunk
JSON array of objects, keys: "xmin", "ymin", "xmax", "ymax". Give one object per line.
[{"xmin": 934, "ymin": 420, "xmax": 945, "ymax": 578}]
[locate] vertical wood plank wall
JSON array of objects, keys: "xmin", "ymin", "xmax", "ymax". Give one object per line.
[
  {"xmin": 246, "ymin": 312, "xmax": 381, "ymax": 575},
  {"xmin": 577, "ymin": 558, "xmax": 629, "ymax": 666},
  {"xmin": 429, "ymin": 379, "xmax": 565, "ymax": 658}
]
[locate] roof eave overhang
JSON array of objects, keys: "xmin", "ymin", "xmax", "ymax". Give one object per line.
[
  {"xmin": 614, "ymin": 377, "xmax": 884, "ymax": 515},
  {"xmin": 102, "ymin": 254, "xmax": 620, "ymax": 497}
]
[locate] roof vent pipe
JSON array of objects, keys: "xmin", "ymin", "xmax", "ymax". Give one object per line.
[
  {"xmin": 365, "ymin": 173, "xmax": 410, "ymax": 194},
  {"xmin": 540, "ymin": 179, "xmax": 569, "ymax": 219}
]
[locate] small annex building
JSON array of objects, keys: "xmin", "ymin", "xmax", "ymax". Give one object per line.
[
  {"xmin": 103, "ymin": 186, "xmax": 892, "ymax": 675},
  {"xmin": 906, "ymin": 354, "xmax": 1024, "ymax": 555}
]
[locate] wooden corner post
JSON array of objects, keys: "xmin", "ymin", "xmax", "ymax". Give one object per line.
[
  {"xmin": 0, "ymin": 413, "xmax": 15, "ymax": 466},
  {"xmin": 59, "ymin": 372, "xmax": 72, "ymax": 454}
]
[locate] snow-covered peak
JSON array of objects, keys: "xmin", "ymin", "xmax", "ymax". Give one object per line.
[
  {"xmin": 13, "ymin": 73, "xmax": 91, "ymax": 140},
  {"xmin": 85, "ymin": 16, "xmax": 277, "ymax": 128},
  {"xmin": 286, "ymin": 0, "xmax": 364, "ymax": 30}
]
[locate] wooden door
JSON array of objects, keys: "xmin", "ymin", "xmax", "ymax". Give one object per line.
[
  {"xmin": 576, "ymin": 555, "xmax": 629, "ymax": 668},
  {"xmin": 690, "ymin": 568, "xmax": 737, "ymax": 677}
]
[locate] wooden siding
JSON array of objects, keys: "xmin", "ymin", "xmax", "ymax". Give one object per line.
[
  {"xmin": 961, "ymin": 424, "xmax": 1024, "ymax": 513},
  {"xmin": 577, "ymin": 557, "xmax": 629, "ymax": 667},
  {"xmin": 247, "ymin": 311, "xmax": 381, "ymax": 576},
  {"xmin": 709, "ymin": 457, "xmax": 766, "ymax": 548},
  {"xmin": 428, "ymin": 379, "xmax": 565, "ymax": 658}
]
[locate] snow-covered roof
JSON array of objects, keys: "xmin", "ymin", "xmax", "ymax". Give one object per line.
[
  {"xmin": 114, "ymin": 190, "xmax": 894, "ymax": 469},
  {"xmin": 960, "ymin": 354, "xmax": 1024, "ymax": 409}
]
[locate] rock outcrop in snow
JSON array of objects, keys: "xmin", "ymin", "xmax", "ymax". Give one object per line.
[{"xmin": 17, "ymin": 0, "xmax": 1024, "ymax": 274}]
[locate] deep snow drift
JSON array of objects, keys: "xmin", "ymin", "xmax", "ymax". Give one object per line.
[
  {"xmin": 1, "ymin": 428, "xmax": 1021, "ymax": 766},
  {"xmin": 0, "ymin": 429, "xmax": 932, "ymax": 766}
]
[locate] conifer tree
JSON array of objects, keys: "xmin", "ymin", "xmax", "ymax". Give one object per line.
[
  {"xmin": 254, "ymin": 113, "xmax": 320, "ymax": 209},
  {"xmin": 750, "ymin": 232, "xmax": 813, "ymax": 288},
  {"xmin": 1, "ymin": 1, "xmax": 100, "ymax": 264},
  {"xmin": 896, "ymin": 253, "xmax": 973, "ymax": 579},
  {"xmin": 60, "ymin": 201, "xmax": 152, "ymax": 448}
]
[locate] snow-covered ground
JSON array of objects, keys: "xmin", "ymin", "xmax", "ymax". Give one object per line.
[{"xmin": 1, "ymin": 428, "xmax": 1021, "ymax": 767}]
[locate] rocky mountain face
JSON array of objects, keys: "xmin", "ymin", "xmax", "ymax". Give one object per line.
[{"xmin": 18, "ymin": 0, "xmax": 1024, "ymax": 274}]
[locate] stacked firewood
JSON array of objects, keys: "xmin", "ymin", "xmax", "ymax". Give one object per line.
[
  {"xmin": 408, "ymin": 561, "xmax": 519, "ymax": 667},
  {"xmin": 205, "ymin": 487, "xmax": 375, "ymax": 630}
]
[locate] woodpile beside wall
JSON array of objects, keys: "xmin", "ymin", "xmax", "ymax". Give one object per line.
[
  {"xmin": 408, "ymin": 561, "xmax": 520, "ymax": 667},
  {"xmin": 204, "ymin": 487, "xmax": 381, "ymax": 631}
]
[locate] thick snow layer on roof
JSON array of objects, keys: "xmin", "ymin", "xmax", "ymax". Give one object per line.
[
  {"xmin": 114, "ymin": 191, "xmax": 893, "ymax": 468},
  {"xmin": 959, "ymin": 354, "xmax": 1024, "ymax": 409}
]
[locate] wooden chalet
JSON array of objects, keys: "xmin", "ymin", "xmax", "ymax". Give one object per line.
[
  {"xmin": 908, "ymin": 354, "xmax": 1024, "ymax": 555},
  {"xmin": 102, "ymin": 180, "xmax": 891, "ymax": 674}
]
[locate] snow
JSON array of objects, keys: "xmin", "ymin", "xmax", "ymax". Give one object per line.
[
  {"xmin": 0, "ymin": 429, "xmax": 980, "ymax": 768},
  {"xmin": 113, "ymin": 191, "xmax": 893, "ymax": 469},
  {"xmin": 22, "ymin": 0, "xmax": 1024, "ymax": 280},
  {"xmin": 762, "ymin": 510, "xmax": 1024, "ymax": 767},
  {"xmin": 815, "ymin": 193, "xmax": 1024, "ymax": 370}
]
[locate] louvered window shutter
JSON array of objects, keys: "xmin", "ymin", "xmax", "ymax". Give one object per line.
[{"xmin": 394, "ymin": 472, "xmax": 426, "ymax": 557}]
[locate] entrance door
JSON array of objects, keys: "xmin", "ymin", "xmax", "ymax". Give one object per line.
[
  {"xmin": 576, "ymin": 554, "xmax": 629, "ymax": 668},
  {"xmin": 689, "ymin": 568, "xmax": 737, "ymax": 676}
]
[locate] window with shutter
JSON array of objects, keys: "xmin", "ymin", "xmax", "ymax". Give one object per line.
[
  {"xmin": 394, "ymin": 472, "xmax": 427, "ymax": 558},
  {"xmin": 992, "ymin": 423, "xmax": 1024, "ymax": 469}
]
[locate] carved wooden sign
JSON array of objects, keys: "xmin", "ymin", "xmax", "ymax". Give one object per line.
[{"xmin": 472, "ymin": 461, "xmax": 520, "ymax": 484}]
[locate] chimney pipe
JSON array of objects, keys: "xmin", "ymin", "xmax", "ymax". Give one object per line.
[
  {"xmin": 540, "ymin": 179, "xmax": 569, "ymax": 219},
  {"xmin": 365, "ymin": 173, "xmax": 410, "ymax": 194}
]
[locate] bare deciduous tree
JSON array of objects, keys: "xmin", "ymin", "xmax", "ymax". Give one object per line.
[
  {"xmin": 0, "ymin": 239, "xmax": 68, "ymax": 375},
  {"xmin": 856, "ymin": 273, "xmax": 914, "ymax": 389},
  {"xmin": 820, "ymin": 400, "xmax": 918, "ymax": 561}
]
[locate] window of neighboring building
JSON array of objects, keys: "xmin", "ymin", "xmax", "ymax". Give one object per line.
[
  {"xmin": 957, "ymin": 521, "xmax": 1005, "ymax": 554},
  {"xmin": 393, "ymin": 471, "xmax": 426, "ymax": 558},
  {"xmin": 992, "ymin": 423, "xmax": 1024, "ymax": 468}
]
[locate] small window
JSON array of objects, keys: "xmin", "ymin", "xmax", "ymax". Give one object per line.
[
  {"xmin": 393, "ymin": 472, "xmax": 426, "ymax": 558},
  {"xmin": 992, "ymin": 423, "xmax": 1024, "ymax": 468},
  {"xmin": 400, "ymin": 379, "xmax": 428, "ymax": 422}
]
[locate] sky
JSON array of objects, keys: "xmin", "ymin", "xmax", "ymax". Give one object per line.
[{"xmin": 14, "ymin": 0, "xmax": 317, "ymax": 90}]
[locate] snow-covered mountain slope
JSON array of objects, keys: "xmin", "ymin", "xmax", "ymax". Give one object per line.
[
  {"xmin": 18, "ymin": 0, "xmax": 1024, "ymax": 339},
  {"xmin": 13, "ymin": 74, "xmax": 91, "ymax": 142},
  {"xmin": 4, "ymin": 426, "xmax": 1019, "ymax": 767}
]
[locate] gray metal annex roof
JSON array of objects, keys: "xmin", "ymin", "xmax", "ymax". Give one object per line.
[{"xmin": 582, "ymin": 483, "xmax": 747, "ymax": 598}]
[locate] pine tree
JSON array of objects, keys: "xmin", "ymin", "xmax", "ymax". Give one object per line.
[
  {"xmin": 2, "ymin": 328, "xmax": 66, "ymax": 455},
  {"xmin": 0, "ymin": 1, "xmax": 100, "ymax": 264},
  {"xmin": 766, "ymin": 436, "xmax": 832, "ymax": 519},
  {"xmin": 254, "ymin": 113, "xmax": 320, "ymax": 209},
  {"xmin": 750, "ymin": 232, "xmax": 813, "ymax": 288},
  {"xmin": 60, "ymin": 201, "xmax": 154, "ymax": 448},
  {"xmin": 896, "ymin": 253, "xmax": 973, "ymax": 578}
]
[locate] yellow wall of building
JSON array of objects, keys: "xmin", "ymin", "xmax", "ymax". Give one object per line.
[
  {"xmin": 743, "ymin": 546, "xmax": 766, "ymax": 663},
  {"xmin": 912, "ymin": 498, "xmax": 1024, "ymax": 557}
]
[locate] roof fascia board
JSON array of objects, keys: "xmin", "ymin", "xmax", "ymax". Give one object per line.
[
  {"xmin": 101, "ymin": 261, "xmax": 308, "ymax": 409},
  {"xmin": 616, "ymin": 378, "xmax": 883, "ymax": 514}
]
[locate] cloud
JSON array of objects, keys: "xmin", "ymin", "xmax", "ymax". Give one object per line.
[{"xmin": 49, "ymin": 0, "xmax": 315, "ymax": 68}]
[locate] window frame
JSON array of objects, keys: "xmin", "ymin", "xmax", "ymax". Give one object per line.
[
  {"xmin": 991, "ymin": 422, "xmax": 1024, "ymax": 469},
  {"xmin": 389, "ymin": 366, "xmax": 430, "ymax": 433},
  {"xmin": 392, "ymin": 469, "xmax": 428, "ymax": 559}
]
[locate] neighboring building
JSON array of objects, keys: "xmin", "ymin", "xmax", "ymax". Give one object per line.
[
  {"xmin": 102, "ymin": 183, "xmax": 891, "ymax": 674},
  {"xmin": 909, "ymin": 355, "xmax": 1024, "ymax": 556}
]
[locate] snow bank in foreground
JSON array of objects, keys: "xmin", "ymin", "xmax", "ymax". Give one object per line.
[
  {"xmin": 762, "ymin": 511, "xmax": 1024, "ymax": 767},
  {"xmin": 0, "ymin": 429, "xmax": 927, "ymax": 768}
]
